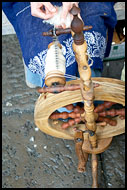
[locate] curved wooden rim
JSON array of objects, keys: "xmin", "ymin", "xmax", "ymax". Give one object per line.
[{"xmin": 34, "ymin": 77, "xmax": 125, "ymax": 140}]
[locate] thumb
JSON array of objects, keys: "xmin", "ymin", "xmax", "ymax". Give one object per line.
[{"xmin": 60, "ymin": 6, "xmax": 70, "ymax": 29}]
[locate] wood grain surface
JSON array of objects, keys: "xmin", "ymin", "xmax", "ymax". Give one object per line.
[{"xmin": 34, "ymin": 78, "xmax": 125, "ymax": 140}]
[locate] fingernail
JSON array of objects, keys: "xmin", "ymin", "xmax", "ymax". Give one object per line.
[{"xmin": 52, "ymin": 8, "xmax": 56, "ymax": 12}]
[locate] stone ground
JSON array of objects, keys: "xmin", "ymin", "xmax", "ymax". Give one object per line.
[{"xmin": 2, "ymin": 34, "xmax": 125, "ymax": 188}]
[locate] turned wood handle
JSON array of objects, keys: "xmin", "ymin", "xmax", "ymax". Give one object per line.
[
  {"xmin": 37, "ymin": 83, "xmax": 99, "ymax": 94},
  {"xmin": 42, "ymin": 26, "xmax": 92, "ymax": 37},
  {"xmin": 74, "ymin": 130, "xmax": 87, "ymax": 173},
  {"xmin": 70, "ymin": 4, "xmax": 80, "ymax": 15},
  {"xmin": 94, "ymin": 101, "xmax": 116, "ymax": 113},
  {"xmin": 92, "ymin": 154, "xmax": 98, "ymax": 188},
  {"xmin": 98, "ymin": 108, "xmax": 125, "ymax": 117}
]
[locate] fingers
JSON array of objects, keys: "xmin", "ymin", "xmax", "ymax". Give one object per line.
[
  {"xmin": 30, "ymin": 2, "xmax": 57, "ymax": 20},
  {"xmin": 45, "ymin": 7, "xmax": 50, "ymax": 14},
  {"xmin": 43, "ymin": 2, "xmax": 56, "ymax": 13},
  {"xmin": 60, "ymin": 4, "xmax": 71, "ymax": 28},
  {"xmin": 60, "ymin": 2, "xmax": 79, "ymax": 29}
]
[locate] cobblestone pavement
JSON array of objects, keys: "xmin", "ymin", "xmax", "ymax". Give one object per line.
[{"xmin": 2, "ymin": 34, "xmax": 125, "ymax": 188}]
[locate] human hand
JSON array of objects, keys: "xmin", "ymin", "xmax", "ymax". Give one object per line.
[
  {"xmin": 30, "ymin": 2, "xmax": 57, "ymax": 20},
  {"xmin": 60, "ymin": 2, "xmax": 79, "ymax": 29}
]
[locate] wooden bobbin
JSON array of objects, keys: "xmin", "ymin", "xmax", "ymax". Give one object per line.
[
  {"xmin": 45, "ymin": 42, "xmax": 66, "ymax": 87},
  {"xmin": 48, "ymin": 42, "xmax": 62, "ymax": 49},
  {"xmin": 45, "ymin": 70, "xmax": 66, "ymax": 87}
]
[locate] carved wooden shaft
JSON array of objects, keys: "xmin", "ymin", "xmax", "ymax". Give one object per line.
[
  {"xmin": 94, "ymin": 101, "xmax": 116, "ymax": 113},
  {"xmin": 98, "ymin": 108, "xmax": 125, "ymax": 117},
  {"xmin": 91, "ymin": 154, "xmax": 98, "ymax": 188},
  {"xmin": 61, "ymin": 118, "xmax": 81, "ymax": 129},
  {"xmin": 50, "ymin": 111, "xmax": 81, "ymax": 120},
  {"xmin": 97, "ymin": 116, "xmax": 117, "ymax": 126},
  {"xmin": 49, "ymin": 109, "xmax": 118, "ymax": 128},
  {"xmin": 37, "ymin": 84, "xmax": 81, "ymax": 93},
  {"xmin": 70, "ymin": 4, "xmax": 97, "ymax": 148},
  {"xmin": 74, "ymin": 130, "xmax": 88, "ymax": 172},
  {"xmin": 42, "ymin": 25, "xmax": 92, "ymax": 37}
]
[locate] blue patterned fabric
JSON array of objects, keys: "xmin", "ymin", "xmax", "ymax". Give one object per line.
[{"xmin": 2, "ymin": 2, "xmax": 117, "ymax": 87}]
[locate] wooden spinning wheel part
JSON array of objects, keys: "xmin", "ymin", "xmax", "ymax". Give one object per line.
[
  {"xmin": 34, "ymin": 77, "xmax": 125, "ymax": 142},
  {"xmin": 82, "ymin": 135, "xmax": 113, "ymax": 154},
  {"xmin": 45, "ymin": 71, "xmax": 66, "ymax": 87}
]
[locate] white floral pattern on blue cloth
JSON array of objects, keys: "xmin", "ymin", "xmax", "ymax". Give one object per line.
[{"xmin": 28, "ymin": 31, "xmax": 106, "ymax": 79}]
